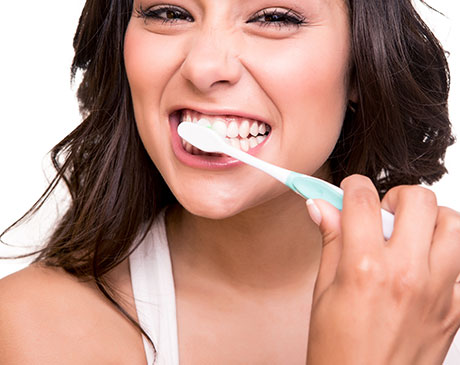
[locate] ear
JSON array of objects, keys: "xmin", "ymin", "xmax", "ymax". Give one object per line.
[
  {"xmin": 348, "ymin": 73, "xmax": 358, "ymax": 104},
  {"xmin": 349, "ymin": 91, "xmax": 358, "ymax": 104}
]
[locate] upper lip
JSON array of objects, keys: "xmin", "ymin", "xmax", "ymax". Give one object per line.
[{"xmin": 169, "ymin": 106, "xmax": 273, "ymax": 127}]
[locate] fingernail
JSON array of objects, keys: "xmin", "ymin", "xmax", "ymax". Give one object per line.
[{"xmin": 306, "ymin": 199, "xmax": 322, "ymax": 226}]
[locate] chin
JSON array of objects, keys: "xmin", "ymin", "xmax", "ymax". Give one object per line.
[
  {"xmin": 177, "ymin": 193, "xmax": 248, "ymax": 220},
  {"xmin": 184, "ymin": 206, "xmax": 239, "ymax": 220},
  {"xmin": 174, "ymin": 182, "xmax": 288, "ymax": 220}
]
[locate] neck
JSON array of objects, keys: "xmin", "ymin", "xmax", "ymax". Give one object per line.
[{"xmin": 166, "ymin": 190, "xmax": 322, "ymax": 295}]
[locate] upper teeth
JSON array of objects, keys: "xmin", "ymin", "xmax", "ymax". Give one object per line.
[{"xmin": 181, "ymin": 109, "xmax": 270, "ymax": 142}]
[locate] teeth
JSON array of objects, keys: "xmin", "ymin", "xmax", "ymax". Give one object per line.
[
  {"xmin": 227, "ymin": 121, "xmax": 239, "ymax": 138},
  {"xmin": 180, "ymin": 110, "xmax": 270, "ymax": 154},
  {"xmin": 256, "ymin": 135, "xmax": 267, "ymax": 144},
  {"xmin": 239, "ymin": 120, "xmax": 250, "ymax": 138},
  {"xmin": 211, "ymin": 119, "xmax": 227, "ymax": 138},
  {"xmin": 259, "ymin": 123, "xmax": 266, "ymax": 135},
  {"xmin": 182, "ymin": 111, "xmax": 192, "ymax": 123},
  {"xmin": 239, "ymin": 138, "xmax": 249, "ymax": 152},
  {"xmin": 192, "ymin": 112, "xmax": 199, "ymax": 123},
  {"xmin": 184, "ymin": 134, "xmax": 268, "ymax": 155},
  {"xmin": 250, "ymin": 121, "xmax": 259, "ymax": 137},
  {"xmin": 185, "ymin": 142, "xmax": 193, "ymax": 153},
  {"xmin": 197, "ymin": 118, "xmax": 211, "ymax": 128},
  {"xmin": 230, "ymin": 138, "xmax": 240, "ymax": 149}
]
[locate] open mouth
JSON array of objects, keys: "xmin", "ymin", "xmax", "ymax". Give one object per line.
[{"xmin": 177, "ymin": 109, "xmax": 271, "ymax": 156}]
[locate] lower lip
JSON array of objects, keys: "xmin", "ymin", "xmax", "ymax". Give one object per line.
[{"xmin": 169, "ymin": 113, "xmax": 269, "ymax": 170}]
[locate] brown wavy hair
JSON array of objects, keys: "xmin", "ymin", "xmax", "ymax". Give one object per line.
[{"xmin": 1, "ymin": 0, "xmax": 455, "ymax": 358}]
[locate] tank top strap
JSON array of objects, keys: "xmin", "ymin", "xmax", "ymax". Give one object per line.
[
  {"xmin": 129, "ymin": 209, "xmax": 179, "ymax": 365},
  {"xmin": 128, "ymin": 208, "xmax": 460, "ymax": 364}
]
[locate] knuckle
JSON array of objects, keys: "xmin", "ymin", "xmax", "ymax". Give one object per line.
[
  {"xmin": 400, "ymin": 186, "xmax": 437, "ymax": 208},
  {"xmin": 442, "ymin": 317, "xmax": 460, "ymax": 337},
  {"xmin": 346, "ymin": 255, "xmax": 386, "ymax": 287},
  {"xmin": 342, "ymin": 175, "xmax": 380, "ymax": 210},
  {"xmin": 342, "ymin": 256, "xmax": 429, "ymax": 301},
  {"xmin": 322, "ymin": 230, "xmax": 341, "ymax": 247},
  {"xmin": 442, "ymin": 213, "xmax": 460, "ymax": 240},
  {"xmin": 441, "ymin": 297, "xmax": 460, "ymax": 335},
  {"xmin": 342, "ymin": 174, "xmax": 373, "ymax": 188},
  {"xmin": 390, "ymin": 268, "xmax": 426, "ymax": 300},
  {"xmin": 349, "ymin": 188, "xmax": 380, "ymax": 210}
]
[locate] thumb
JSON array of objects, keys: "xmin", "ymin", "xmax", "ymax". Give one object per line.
[{"xmin": 306, "ymin": 199, "xmax": 342, "ymax": 295}]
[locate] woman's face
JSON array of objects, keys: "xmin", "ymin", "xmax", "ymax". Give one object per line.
[{"xmin": 124, "ymin": 0, "xmax": 352, "ymax": 218}]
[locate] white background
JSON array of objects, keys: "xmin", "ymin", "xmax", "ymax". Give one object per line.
[{"xmin": 0, "ymin": 1, "xmax": 459, "ymax": 278}]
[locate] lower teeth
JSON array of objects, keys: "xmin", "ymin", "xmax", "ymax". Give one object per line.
[{"xmin": 183, "ymin": 134, "xmax": 268, "ymax": 155}]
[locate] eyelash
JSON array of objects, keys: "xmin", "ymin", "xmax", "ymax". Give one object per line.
[
  {"xmin": 248, "ymin": 8, "xmax": 307, "ymax": 28},
  {"xmin": 136, "ymin": 5, "xmax": 193, "ymax": 24},
  {"xmin": 135, "ymin": 5, "xmax": 307, "ymax": 29}
]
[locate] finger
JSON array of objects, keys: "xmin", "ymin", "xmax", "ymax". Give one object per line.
[
  {"xmin": 430, "ymin": 207, "xmax": 460, "ymax": 284},
  {"xmin": 307, "ymin": 199, "xmax": 342, "ymax": 294},
  {"xmin": 381, "ymin": 186, "xmax": 437, "ymax": 263},
  {"xmin": 340, "ymin": 175, "xmax": 384, "ymax": 259}
]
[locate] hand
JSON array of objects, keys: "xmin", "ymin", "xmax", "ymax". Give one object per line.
[{"xmin": 306, "ymin": 174, "xmax": 460, "ymax": 365}]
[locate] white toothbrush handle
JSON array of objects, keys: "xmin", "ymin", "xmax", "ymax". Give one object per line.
[
  {"xmin": 318, "ymin": 186, "xmax": 394, "ymax": 240},
  {"xmin": 220, "ymin": 143, "xmax": 292, "ymax": 183},
  {"xmin": 221, "ymin": 143, "xmax": 394, "ymax": 239},
  {"xmin": 381, "ymin": 209, "xmax": 395, "ymax": 241}
]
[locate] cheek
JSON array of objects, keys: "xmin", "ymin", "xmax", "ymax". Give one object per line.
[
  {"xmin": 124, "ymin": 23, "xmax": 184, "ymax": 109},
  {"xmin": 281, "ymin": 46, "xmax": 349, "ymax": 154},
  {"xmin": 241, "ymin": 26, "xmax": 351, "ymax": 173},
  {"xmin": 123, "ymin": 22, "xmax": 187, "ymax": 167},
  {"xmin": 246, "ymin": 30, "xmax": 350, "ymax": 111}
]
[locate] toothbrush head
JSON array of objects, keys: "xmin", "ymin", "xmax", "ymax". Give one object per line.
[{"xmin": 177, "ymin": 122, "xmax": 227, "ymax": 153}]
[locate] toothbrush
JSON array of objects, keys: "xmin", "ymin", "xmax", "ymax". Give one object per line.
[{"xmin": 177, "ymin": 122, "xmax": 394, "ymax": 240}]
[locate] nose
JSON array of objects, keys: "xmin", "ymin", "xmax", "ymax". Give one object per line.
[{"xmin": 180, "ymin": 29, "xmax": 243, "ymax": 93}]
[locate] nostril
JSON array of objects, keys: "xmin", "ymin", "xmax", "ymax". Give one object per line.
[
  {"xmin": 210, "ymin": 79, "xmax": 231, "ymax": 87},
  {"xmin": 179, "ymin": 49, "xmax": 243, "ymax": 92}
]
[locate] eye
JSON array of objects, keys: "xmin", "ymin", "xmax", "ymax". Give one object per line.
[
  {"xmin": 247, "ymin": 8, "xmax": 307, "ymax": 29},
  {"xmin": 136, "ymin": 4, "xmax": 193, "ymax": 24}
]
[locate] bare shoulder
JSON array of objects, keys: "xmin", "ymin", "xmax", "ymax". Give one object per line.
[{"xmin": 0, "ymin": 263, "xmax": 146, "ymax": 364}]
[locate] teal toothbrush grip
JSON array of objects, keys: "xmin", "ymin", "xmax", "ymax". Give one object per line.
[
  {"xmin": 286, "ymin": 172, "xmax": 394, "ymax": 240},
  {"xmin": 286, "ymin": 172, "xmax": 344, "ymax": 210}
]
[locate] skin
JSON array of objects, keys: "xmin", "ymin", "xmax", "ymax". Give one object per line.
[
  {"xmin": 0, "ymin": 261, "xmax": 146, "ymax": 364},
  {"xmin": 1, "ymin": 0, "xmax": 460, "ymax": 364},
  {"xmin": 307, "ymin": 180, "xmax": 460, "ymax": 364},
  {"xmin": 124, "ymin": 0, "xmax": 352, "ymax": 362},
  {"xmin": 125, "ymin": 0, "xmax": 351, "ymax": 219}
]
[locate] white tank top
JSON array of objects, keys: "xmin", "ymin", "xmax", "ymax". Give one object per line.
[
  {"xmin": 129, "ymin": 209, "xmax": 179, "ymax": 365},
  {"xmin": 129, "ymin": 209, "xmax": 460, "ymax": 365}
]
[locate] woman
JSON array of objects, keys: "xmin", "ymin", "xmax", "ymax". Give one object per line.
[{"xmin": 1, "ymin": 0, "xmax": 459, "ymax": 364}]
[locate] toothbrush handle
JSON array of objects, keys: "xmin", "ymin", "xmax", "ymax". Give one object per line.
[
  {"xmin": 287, "ymin": 172, "xmax": 394, "ymax": 240},
  {"xmin": 380, "ymin": 209, "xmax": 395, "ymax": 241}
]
